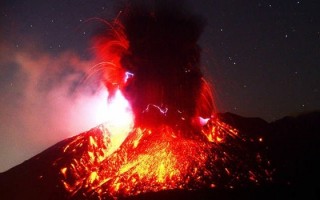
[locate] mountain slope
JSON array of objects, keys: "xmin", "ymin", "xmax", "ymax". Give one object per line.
[{"xmin": 1, "ymin": 112, "xmax": 319, "ymax": 200}]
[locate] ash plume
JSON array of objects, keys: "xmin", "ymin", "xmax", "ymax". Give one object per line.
[{"xmin": 96, "ymin": 0, "xmax": 214, "ymax": 129}]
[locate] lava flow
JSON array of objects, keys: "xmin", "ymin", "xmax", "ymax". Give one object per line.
[
  {"xmin": 58, "ymin": 116, "xmax": 271, "ymax": 199},
  {"xmin": 57, "ymin": 3, "xmax": 272, "ymax": 199}
]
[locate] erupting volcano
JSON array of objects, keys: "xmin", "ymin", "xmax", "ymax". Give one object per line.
[
  {"xmin": 56, "ymin": 3, "xmax": 272, "ymax": 199},
  {"xmin": 0, "ymin": 2, "xmax": 273, "ymax": 200}
]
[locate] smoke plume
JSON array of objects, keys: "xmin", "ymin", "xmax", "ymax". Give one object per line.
[{"xmin": 0, "ymin": 43, "xmax": 108, "ymax": 172}]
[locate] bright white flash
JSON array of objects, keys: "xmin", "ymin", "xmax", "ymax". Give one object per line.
[
  {"xmin": 104, "ymin": 89, "xmax": 134, "ymax": 136},
  {"xmin": 84, "ymin": 88, "xmax": 134, "ymax": 137}
]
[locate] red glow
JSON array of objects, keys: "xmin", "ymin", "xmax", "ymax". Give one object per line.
[
  {"xmin": 58, "ymin": 118, "xmax": 271, "ymax": 199},
  {"xmin": 92, "ymin": 18, "xmax": 129, "ymax": 98}
]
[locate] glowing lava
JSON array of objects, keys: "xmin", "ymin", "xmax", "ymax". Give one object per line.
[{"xmin": 58, "ymin": 117, "xmax": 271, "ymax": 199}]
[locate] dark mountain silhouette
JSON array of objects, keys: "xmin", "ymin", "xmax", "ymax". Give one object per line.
[
  {"xmin": 1, "ymin": 111, "xmax": 319, "ymax": 200},
  {"xmin": 217, "ymin": 112, "xmax": 269, "ymax": 136},
  {"xmin": 264, "ymin": 111, "xmax": 320, "ymax": 199}
]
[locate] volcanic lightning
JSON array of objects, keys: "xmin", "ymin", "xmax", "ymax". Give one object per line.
[{"xmin": 56, "ymin": 1, "xmax": 272, "ymax": 199}]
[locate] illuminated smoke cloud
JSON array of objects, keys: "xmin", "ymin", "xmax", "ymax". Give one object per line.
[{"xmin": 0, "ymin": 44, "xmax": 112, "ymax": 172}]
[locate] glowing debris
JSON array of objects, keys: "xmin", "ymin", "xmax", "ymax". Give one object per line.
[{"xmin": 57, "ymin": 119, "xmax": 272, "ymax": 199}]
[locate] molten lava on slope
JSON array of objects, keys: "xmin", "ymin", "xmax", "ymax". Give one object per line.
[{"xmin": 57, "ymin": 117, "xmax": 271, "ymax": 199}]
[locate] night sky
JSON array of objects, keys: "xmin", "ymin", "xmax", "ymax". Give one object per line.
[{"xmin": 0, "ymin": 0, "xmax": 319, "ymax": 172}]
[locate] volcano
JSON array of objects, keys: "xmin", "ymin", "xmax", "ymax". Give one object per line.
[{"xmin": 1, "ymin": 111, "xmax": 320, "ymax": 200}]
